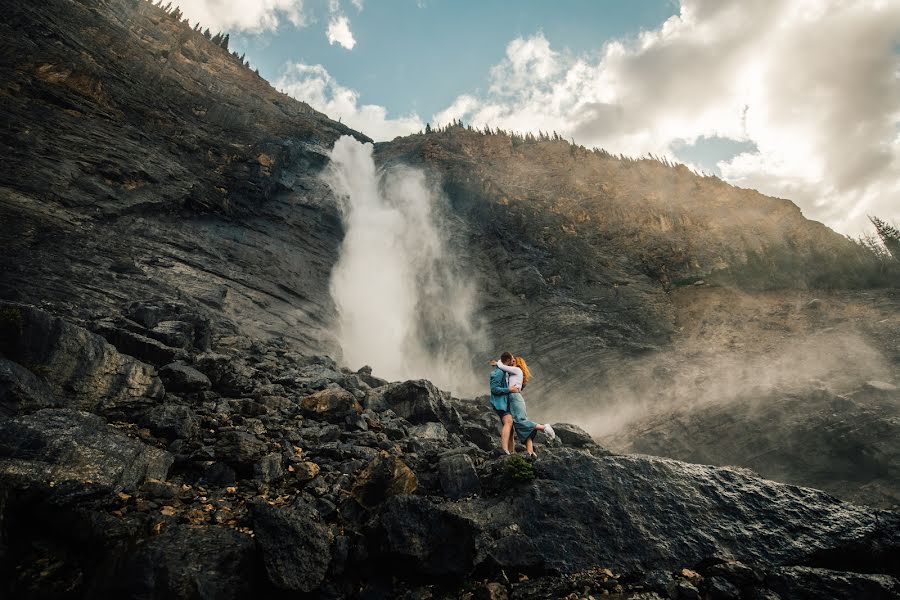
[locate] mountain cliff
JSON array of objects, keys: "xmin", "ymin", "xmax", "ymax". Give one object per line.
[{"xmin": 1, "ymin": 0, "xmax": 898, "ymax": 598}]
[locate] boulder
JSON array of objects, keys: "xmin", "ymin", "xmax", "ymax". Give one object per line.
[
  {"xmin": 379, "ymin": 380, "xmax": 463, "ymax": 432},
  {"xmin": 439, "ymin": 449, "xmax": 895, "ymax": 575},
  {"xmin": 705, "ymin": 576, "xmax": 741, "ymax": 600},
  {"xmin": 552, "ymin": 422, "xmax": 598, "ymax": 448},
  {"xmin": 214, "ymin": 430, "xmax": 267, "ymax": 474},
  {"xmin": 766, "ymin": 566, "xmax": 899, "ymax": 599},
  {"xmin": 137, "ymin": 403, "xmax": 199, "ymax": 440},
  {"xmin": 300, "ymin": 386, "xmax": 362, "ymax": 420},
  {"xmin": 102, "ymin": 525, "xmax": 255, "ymax": 600},
  {"xmin": 254, "ymin": 452, "xmax": 284, "ymax": 483},
  {"xmin": 351, "ymin": 451, "xmax": 417, "ymax": 509},
  {"xmin": 93, "ymin": 321, "xmax": 188, "ymax": 366},
  {"xmin": 377, "ymin": 494, "xmax": 478, "ymax": 576},
  {"xmin": 159, "ymin": 362, "xmax": 212, "ymax": 393},
  {"xmin": 0, "ymin": 358, "xmax": 59, "ymax": 419},
  {"xmin": 438, "ymin": 453, "xmax": 481, "ymax": 499},
  {"xmin": 251, "ymin": 503, "xmax": 333, "ymax": 592},
  {"xmin": 409, "ymin": 422, "xmax": 449, "ymax": 441},
  {"xmin": 0, "ymin": 303, "xmax": 164, "ymax": 410},
  {"xmin": 0, "ymin": 408, "xmax": 172, "ymax": 493}
]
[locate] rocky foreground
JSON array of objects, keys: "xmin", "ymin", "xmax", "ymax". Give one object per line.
[{"xmin": 1, "ymin": 300, "xmax": 898, "ymax": 599}]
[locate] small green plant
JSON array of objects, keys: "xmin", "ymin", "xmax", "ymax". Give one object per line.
[{"xmin": 504, "ymin": 454, "xmax": 535, "ymax": 484}]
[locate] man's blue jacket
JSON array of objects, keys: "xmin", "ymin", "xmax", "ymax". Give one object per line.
[{"xmin": 489, "ymin": 366, "xmax": 510, "ymax": 413}]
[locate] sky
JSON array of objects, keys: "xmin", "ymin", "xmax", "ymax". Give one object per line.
[{"xmin": 174, "ymin": 0, "xmax": 900, "ymax": 236}]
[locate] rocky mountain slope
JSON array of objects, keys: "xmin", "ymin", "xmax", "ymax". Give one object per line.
[{"xmin": 1, "ymin": 0, "xmax": 898, "ymax": 598}]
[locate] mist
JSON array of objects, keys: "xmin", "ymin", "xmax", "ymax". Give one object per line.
[{"xmin": 323, "ymin": 135, "xmax": 485, "ymax": 394}]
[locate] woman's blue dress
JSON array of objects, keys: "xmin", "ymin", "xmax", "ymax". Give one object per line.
[{"xmin": 508, "ymin": 392, "xmax": 537, "ymax": 442}]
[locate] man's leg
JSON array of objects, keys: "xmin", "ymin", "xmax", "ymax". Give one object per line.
[
  {"xmin": 508, "ymin": 427, "xmax": 516, "ymax": 453},
  {"xmin": 525, "ymin": 437, "xmax": 534, "ymax": 455},
  {"xmin": 500, "ymin": 414, "xmax": 513, "ymax": 452}
]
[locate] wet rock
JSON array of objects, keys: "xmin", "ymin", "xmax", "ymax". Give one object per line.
[
  {"xmin": 214, "ymin": 430, "xmax": 267, "ymax": 474},
  {"xmin": 552, "ymin": 422, "xmax": 598, "ymax": 448},
  {"xmin": 0, "ymin": 358, "xmax": 59, "ymax": 419},
  {"xmin": 0, "ymin": 408, "xmax": 172, "ymax": 493},
  {"xmin": 0, "ymin": 302, "xmax": 164, "ymax": 410},
  {"xmin": 410, "ymin": 422, "xmax": 449, "ymax": 441},
  {"xmin": 252, "ymin": 503, "xmax": 333, "ymax": 592},
  {"xmin": 438, "ymin": 453, "xmax": 481, "ymax": 499},
  {"xmin": 766, "ymin": 566, "xmax": 899, "ymax": 599},
  {"xmin": 93, "ymin": 321, "xmax": 188, "ymax": 366},
  {"xmin": 102, "ymin": 525, "xmax": 255, "ymax": 600},
  {"xmin": 704, "ymin": 560, "xmax": 762, "ymax": 587},
  {"xmin": 483, "ymin": 533, "xmax": 544, "ymax": 572},
  {"xmin": 159, "ymin": 362, "xmax": 212, "ymax": 393},
  {"xmin": 378, "ymin": 495, "xmax": 479, "ymax": 576},
  {"xmin": 705, "ymin": 575, "xmax": 741, "ymax": 600},
  {"xmin": 300, "ymin": 386, "xmax": 362, "ymax": 420},
  {"xmin": 351, "ymin": 451, "xmax": 417, "ymax": 509},
  {"xmin": 379, "ymin": 380, "xmax": 463, "ymax": 432},
  {"xmin": 138, "ymin": 403, "xmax": 199, "ymax": 440},
  {"xmin": 254, "ymin": 452, "xmax": 284, "ymax": 483}
]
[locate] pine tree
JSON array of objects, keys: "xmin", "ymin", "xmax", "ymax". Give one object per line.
[
  {"xmin": 870, "ymin": 216, "xmax": 900, "ymax": 261},
  {"xmin": 211, "ymin": 32, "xmax": 222, "ymax": 44},
  {"xmin": 220, "ymin": 33, "xmax": 230, "ymax": 50},
  {"xmin": 425, "ymin": 123, "xmax": 432, "ymax": 134}
]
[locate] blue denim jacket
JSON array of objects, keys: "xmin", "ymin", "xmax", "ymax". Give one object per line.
[{"xmin": 489, "ymin": 366, "xmax": 510, "ymax": 412}]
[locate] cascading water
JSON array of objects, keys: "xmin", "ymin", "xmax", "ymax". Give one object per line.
[{"xmin": 323, "ymin": 135, "xmax": 484, "ymax": 394}]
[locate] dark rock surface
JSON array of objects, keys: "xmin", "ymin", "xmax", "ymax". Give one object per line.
[{"xmin": 0, "ymin": 0, "xmax": 898, "ymax": 598}]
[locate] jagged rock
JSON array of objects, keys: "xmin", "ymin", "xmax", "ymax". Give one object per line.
[
  {"xmin": 439, "ymin": 453, "xmax": 481, "ymax": 499},
  {"xmin": 351, "ymin": 451, "xmax": 417, "ymax": 509},
  {"xmin": 552, "ymin": 422, "xmax": 599, "ymax": 448},
  {"xmin": 476, "ymin": 582, "xmax": 509, "ymax": 600},
  {"xmin": 704, "ymin": 560, "xmax": 762, "ymax": 587},
  {"xmin": 149, "ymin": 320, "xmax": 195, "ymax": 349},
  {"xmin": 138, "ymin": 403, "xmax": 199, "ymax": 439},
  {"xmin": 379, "ymin": 380, "xmax": 463, "ymax": 432},
  {"xmin": 254, "ymin": 452, "xmax": 284, "ymax": 482},
  {"xmin": 0, "ymin": 303, "xmax": 164, "ymax": 411},
  {"xmin": 0, "ymin": 408, "xmax": 172, "ymax": 493},
  {"xmin": 0, "ymin": 358, "xmax": 59, "ymax": 419},
  {"xmin": 484, "ymin": 533, "xmax": 544, "ymax": 572},
  {"xmin": 377, "ymin": 494, "xmax": 478, "ymax": 576},
  {"xmin": 214, "ymin": 430, "xmax": 267, "ymax": 474},
  {"xmin": 705, "ymin": 576, "xmax": 741, "ymax": 600},
  {"xmin": 357, "ymin": 365, "xmax": 389, "ymax": 388},
  {"xmin": 409, "ymin": 421, "xmax": 449, "ymax": 441},
  {"xmin": 293, "ymin": 461, "xmax": 320, "ymax": 482},
  {"xmin": 765, "ymin": 566, "xmax": 900, "ymax": 599},
  {"xmin": 101, "ymin": 525, "xmax": 256, "ymax": 599},
  {"xmin": 93, "ymin": 321, "xmax": 188, "ymax": 366},
  {"xmin": 422, "ymin": 449, "xmax": 897, "ymax": 576},
  {"xmin": 300, "ymin": 386, "xmax": 362, "ymax": 420},
  {"xmin": 252, "ymin": 503, "xmax": 333, "ymax": 592},
  {"xmin": 159, "ymin": 362, "xmax": 212, "ymax": 393}
]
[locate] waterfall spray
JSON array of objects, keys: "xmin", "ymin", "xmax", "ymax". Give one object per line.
[{"xmin": 323, "ymin": 135, "xmax": 484, "ymax": 394}]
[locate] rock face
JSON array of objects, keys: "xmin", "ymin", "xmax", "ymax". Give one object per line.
[{"xmin": 0, "ymin": 302, "xmax": 164, "ymax": 412}]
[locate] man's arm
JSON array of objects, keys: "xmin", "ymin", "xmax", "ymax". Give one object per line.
[{"xmin": 490, "ymin": 370, "xmax": 510, "ymax": 396}]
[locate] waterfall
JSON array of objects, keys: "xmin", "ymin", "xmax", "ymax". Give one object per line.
[{"xmin": 323, "ymin": 135, "xmax": 484, "ymax": 394}]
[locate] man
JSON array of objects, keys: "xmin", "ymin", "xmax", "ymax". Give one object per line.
[{"xmin": 489, "ymin": 351, "xmax": 520, "ymax": 454}]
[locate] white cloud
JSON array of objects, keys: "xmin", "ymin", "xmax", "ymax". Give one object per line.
[
  {"xmin": 434, "ymin": 0, "xmax": 900, "ymax": 234},
  {"xmin": 275, "ymin": 63, "xmax": 423, "ymax": 141},
  {"xmin": 326, "ymin": 14, "xmax": 356, "ymax": 49},
  {"xmin": 174, "ymin": 0, "xmax": 308, "ymax": 33},
  {"xmin": 351, "ymin": 0, "xmax": 364, "ymax": 11}
]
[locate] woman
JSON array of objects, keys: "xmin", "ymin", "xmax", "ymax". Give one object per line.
[{"xmin": 492, "ymin": 355, "xmax": 555, "ymax": 458}]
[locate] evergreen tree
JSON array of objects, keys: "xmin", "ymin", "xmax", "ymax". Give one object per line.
[
  {"xmin": 220, "ymin": 33, "xmax": 230, "ymax": 50},
  {"xmin": 203, "ymin": 28, "xmax": 211, "ymax": 38},
  {"xmin": 870, "ymin": 216, "xmax": 900, "ymax": 261},
  {"xmin": 425, "ymin": 122, "xmax": 432, "ymax": 134}
]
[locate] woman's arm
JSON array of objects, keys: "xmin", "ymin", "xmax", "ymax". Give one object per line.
[{"xmin": 495, "ymin": 360, "xmax": 522, "ymax": 377}]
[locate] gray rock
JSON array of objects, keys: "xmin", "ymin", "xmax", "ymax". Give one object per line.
[
  {"xmin": 705, "ymin": 576, "xmax": 741, "ymax": 600},
  {"xmin": 159, "ymin": 362, "xmax": 212, "ymax": 393},
  {"xmin": 766, "ymin": 566, "xmax": 900, "ymax": 600},
  {"xmin": 410, "ymin": 422, "xmax": 449, "ymax": 441},
  {"xmin": 380, "ymin": 380, "xmax": 463, "ymax": 432},
  {"xmin": 252, "ymin": 503, "xmax": 333, "ymax": 592},
  {"xmin": 102, "ymin": 525, "xmax": 255, "ymax": 600},
  {"xmin": 0, "ymin": 408, "xmax": 172, "ymax": 492},
  {"xmin": 0, "ymin": 358, "xmax": 59, "ymax": 419},
  {"xmin": 0, "ymin": 303, "xmax": 164, "ymax": 411},
  {"xmin": 438, "ymin": 453, "xmax": 481, "ymax": 499},
  {"xmin": 552, "ymin": 422, "xmax": 598, "ymax": 447},
  {"xmin": 254, "ymin": 452, "xmax": 284, "ymax": 483},
  {"xmin": 214, "ymin": 430, "xmax": 267, "ymax": 474},
  {"xmin": 138, "ymin": 403, "xmax": 199, "ymax": 439}
]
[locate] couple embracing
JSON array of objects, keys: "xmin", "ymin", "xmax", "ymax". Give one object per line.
[{"xmin": 489, "ymin": 352, "xmax": 555, "ymax": 458}]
